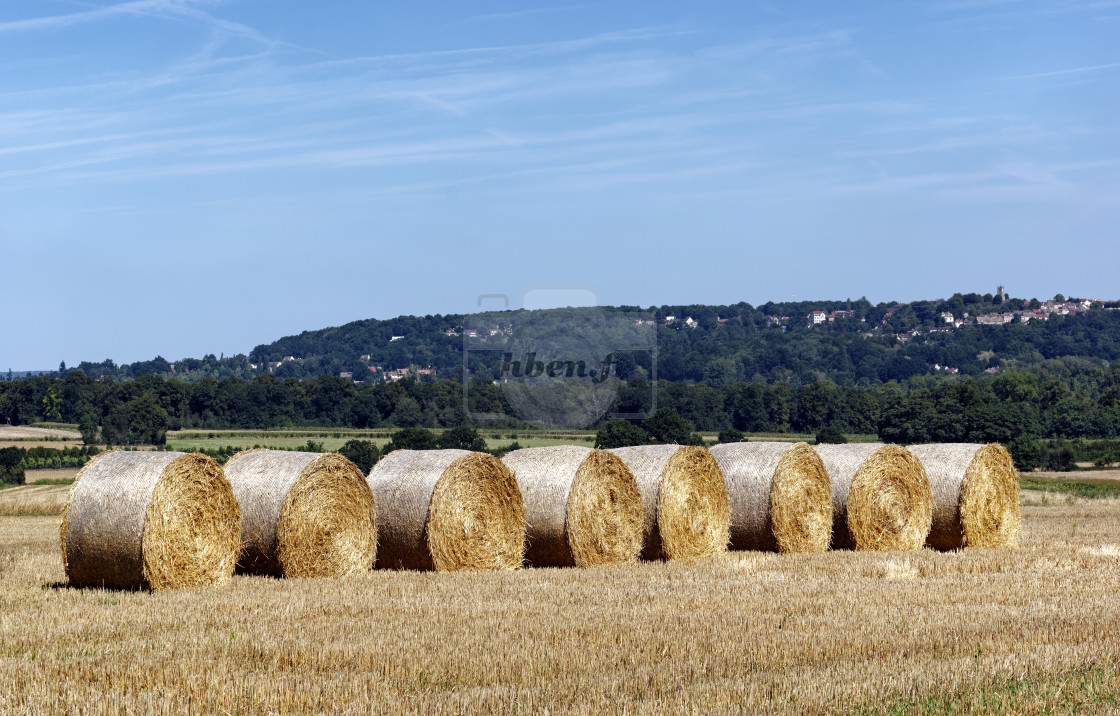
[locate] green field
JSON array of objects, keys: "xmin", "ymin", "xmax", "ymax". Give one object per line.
[
  {"xmin": 162, "ymin": 428, "xmax": 880, "ymax": 455},
  {"xmin": 1020, "ymin": 477, "xmax": 1120, "ymax": 500},
  {"xmin": 165, "ymin": 429, "xmax": 599, "ymax": 454}
]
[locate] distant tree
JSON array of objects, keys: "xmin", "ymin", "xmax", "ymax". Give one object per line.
[
  {"xmin": 41, "ymin": 387, "xmax": 62, "ymax": 422},
  {"xmin": 59, "ymin": 361, "xmax": 67, "ymax": 374},
  {"xmin": 0, "ymin": 446, "xmax": 24, "ymax": 485},
  {"xmin": 641, "ymin": 408, "xmax": 693, "ymax": 445},
  {"xmin": 488, "ymin": 440, "xmax": 522, "ymax": 459},
  {"xmin": 337, "ymin": 439, "xmax": 379, "ymax": 475},
  {"xmin": 383, "ymin": 427, "xmax": 438, "ymax": 454},
  {"xmin": 78, "ymin": 414, "xmax": 100, "ymax": 445},
  {"xmin": 594, "ymin": 420, "xmax": 650, "ymax": 449},
  {"xmin": 717, "ymin": 428, "xmax": 745, "ymax": 444},
  {"xmin": 390, "ymin": 395, "xmax": 424, "ymax": 428},
  {"xmin": 815, "ymin": 426, "xmax": 848, "ymax": 445},
  {"xmin": 1043, "ymin": 441, "xmax": 1075, "ymax": 472},
  {"xmin": 703, "ymin": 357, "xmax": 740, "ymax": 388},
  {"xmin": 1007, "ymin": 435, "xmax": 1042, "ymax": 472},
  {"xmin": 437, "ymin": 426, "xmax": 486, "ymax": 452},
  {"xmin": 102, "ymin": 394, "xmax": 169, "ymax": 445}
]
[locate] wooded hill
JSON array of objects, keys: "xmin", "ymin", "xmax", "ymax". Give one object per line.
[{"xmin": 61, "ymin": 293, "xmax": 1120, "ymax": 388}]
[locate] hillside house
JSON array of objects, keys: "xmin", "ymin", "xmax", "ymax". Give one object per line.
[
  {"xmin": 976, "ymin": 313, "xmax": 1014, "ymax": 326},
  {"xmin": 810, "ymin": 310, "xmax": 826, "ymax": 325}
]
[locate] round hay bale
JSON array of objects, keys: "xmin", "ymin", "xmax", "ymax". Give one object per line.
[
  {"xmin": 709, "ymin": 441, "xmax": 832, "ymax": 553},
  {"xmin": 224, "ymin": 450, "xmax": 376, "ymax": 578},
  {"xmin": 60, "ymin": 451, "xmax": 240, "ymax": 590},
  {"xmin": 815, "ymin": 443, "xmax": 932, "ymax": 551},
  {"xmin": 501, "ymin": 446, "xmax": 643, "ymax": 567},
  {"xmin": 608, "ymin": 445, "xmax": 730, "ymax": 560},
  {"xmin": 367, "ymin": 449, "xmax": 525, "ymax": 571},
  {"xmin": 907, "ymin": 443, "xmax": 1020, "ymax": 550}
]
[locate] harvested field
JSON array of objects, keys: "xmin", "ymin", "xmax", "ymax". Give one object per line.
[
  {"xmin": 1029, "ymin": 469, "xmax": 1120, "ymax": 482},
  {"xmin": 1, "ymin": 495, "xmax": 1119, "ymax": 713},
  {"xmin": 26, "ymin": 468, "xmax": 81, "ymax": 483},
  {"xmin": 0, "ymin": 484, "xmax": 70, "ymax": 516},
  {"xmin": 0, "ymin": 425, "xmax": 80, "ymax": 440}
]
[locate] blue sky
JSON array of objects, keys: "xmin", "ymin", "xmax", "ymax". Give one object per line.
[{"xmin": 1, "ymin": 0, "xmax": 1117, "ymax": 369}]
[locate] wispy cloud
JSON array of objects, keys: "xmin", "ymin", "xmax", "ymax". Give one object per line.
[
  {"xmin": 1000, "ymin": 61, "xmax": 1120, "ymax": 80},
  {"xmin": 0, "ymin": 0, "xmax": 174, "ymax": 34},
  {"xmin": 1, "ymin": 1, "xmax": 1115, "ymax": 218}
]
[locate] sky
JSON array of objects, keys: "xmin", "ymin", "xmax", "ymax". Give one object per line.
[{"xmin": 1, "ymin": 0, "xmax": 1118, "ymax": 369}]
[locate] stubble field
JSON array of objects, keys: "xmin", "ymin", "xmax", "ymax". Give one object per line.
[{"xmin": 1, "ymin": 497, "xmax": 1119, "ymax": 714}]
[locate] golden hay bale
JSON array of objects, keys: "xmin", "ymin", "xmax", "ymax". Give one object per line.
[
  {"xmin": 223, "ymin": 450, "xmax": 376, "ymax": 578},
  {"xmin": 59, "ymin": 451, "xmax": 240, "ymax": 590},
  {"xmin": 709, "ymin": 442, "xmax": 832, "ymax": 553},
  {"xmin": 501, "ymin": 446, "xmax": 643, "ymax": 568},
  {"xmin": 367, "ymin": 449, "xmax": 525, "ymax": 571},
  {"xmin": 814, "ymin": 443, "xmax": 932, "ymax": 551},
  {"xmin": 907, "ymin": 443, "xmax": 1021, "ymax": 550},
  {"xmin": 608, "ymin": 445, "xmax": 730, "ymax": 560}
]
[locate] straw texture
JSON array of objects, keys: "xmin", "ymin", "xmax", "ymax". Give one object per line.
[
  {"xmin": 609, "ymin": 445, "xmax": 730, "ymax": 560},
  {"xmin": 815, "ymin": 443, "xmax": 932, "ymax": 551},
  {"xmin": 60, "ymin": 451, "xmax": 240, "ymax": 590},
  {"xmin": 368, "ymin": 450, "xmax": 525, "ymax": 571},
  {"xmin": 224, "ymin": 450, "xmax": 376, "ymax": 578},
  {"xmin": 502, "ymin": 446, "xmax": 643, "ymax": 567},
  {"xmin": 908, "ymin": 443, "xmax": 1021, "ymax": 550},
  {"xmin": 709, "ymin": 441, "xmax": 832, "ymax": 553}
]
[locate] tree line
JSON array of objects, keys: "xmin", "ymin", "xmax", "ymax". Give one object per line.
[{"xmin": 3, "ymin": 358, "xmax": 1118, "ymax": 448}]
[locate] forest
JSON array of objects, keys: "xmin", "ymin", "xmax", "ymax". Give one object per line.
[
  {"xmin": 52, "ymin": 295, "xmax": 1120, "ymax": 389},
  {"xmin": 3, "ymin": 357, "xmax": 1118, "ymax": 452}
]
